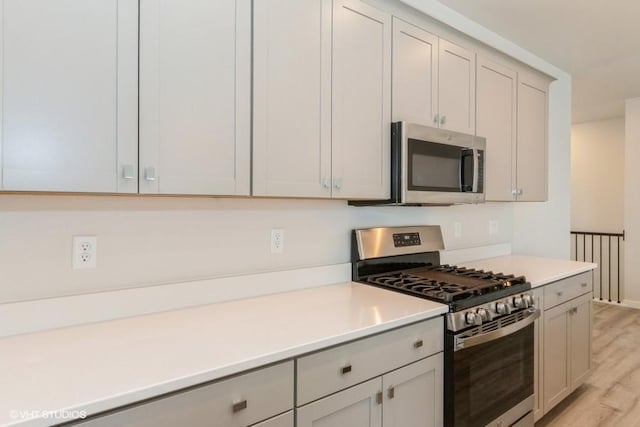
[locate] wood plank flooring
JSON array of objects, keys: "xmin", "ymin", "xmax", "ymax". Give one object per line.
[{"xmin": 536, "ymin": 302, "xmax": 640, "ymax": 427}]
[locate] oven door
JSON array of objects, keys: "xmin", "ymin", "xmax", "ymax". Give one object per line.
[{"xmin": 445, "ymin": 308, "xmax": 539, "ymax": 427}]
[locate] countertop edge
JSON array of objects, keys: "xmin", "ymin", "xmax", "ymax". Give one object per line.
[{"xmin": 530, "ymin": 263, "xmax": 597, "ymax": 288}]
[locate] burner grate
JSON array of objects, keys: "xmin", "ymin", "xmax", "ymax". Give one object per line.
[{"xmin": 364, "ymin": 265, "xmax": 528, "ymax": 304}]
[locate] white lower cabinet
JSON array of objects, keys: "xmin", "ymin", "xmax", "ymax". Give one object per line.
[
  {"xmin": 296, "ymin": 356, "xmax": 443, "ymax": 427},
  {"xmin": 382, "ymin": 354, "xmax": 443, "ymax": 427},
  {"xmin": 296, "ymin": 377, "xmax": 383, "ymax": 427},
  {"xmin": 296, "ymin": 318, "xmax": 443, "ymax": 427},
  {"xmin": 72, "ymin": 361, "xmax": 293, "ymax": 427},
  {"xmin": 539, "ymin": 272, "xmax": 593, "ymax": 417}
]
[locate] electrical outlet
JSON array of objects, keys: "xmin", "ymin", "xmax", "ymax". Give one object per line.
[
  {"xmin": 73, "ymin": 235, "xmax": 97, "ymax": 269},
  {"xmin": 454, "ymin": 222, "xmax": 462, "ymax": 239},
  {"xmin": 271, "ymin": 229, "xmax": 284, "ymax": 254},
  {"xmin": 489, "ymin": 220, "xmax": 499, "ymax": 236}
]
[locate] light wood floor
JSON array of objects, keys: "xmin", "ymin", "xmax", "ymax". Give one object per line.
[{"xmin": 536, "ymin": 302, "xmax": 640, "ymax": 427}]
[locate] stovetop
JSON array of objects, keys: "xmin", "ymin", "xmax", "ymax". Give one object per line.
[{"xmin": 363, "ymin": 265, "xmax": 529, "ymax": 311}]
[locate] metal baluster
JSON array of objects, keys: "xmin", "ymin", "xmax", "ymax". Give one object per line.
[
  {"xmin": 600, "ymin": 235, "xmax": 603, "ymax": 301},
  {"xmin": 609, "ymin": 235, "xmax": 612, "ymax": 302},
  {"xmin": 618, "ymin": 235, "xmax": 621, "ymax": 303}
]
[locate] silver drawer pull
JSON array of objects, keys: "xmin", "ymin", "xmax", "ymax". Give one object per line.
[
  {"xmin": 232, "ymin": 400, "xmax": 247, "ymax": 413},
  {"xmin": 388, "ymin": 386, "xmax": 395, "ymax": 399},
  {"xmin": 341, "ymin": 364, "xmax": 352, "ymax": 375},
  {"xmin": 376, "ymin": 391, "xmax": 383, "ymax": 405},
  {"xmin": 556, "ymin": 291, "xmax": 563, "ymax": 297},
  {"xmin": 413, "ymin": 339, "xmax": 424, "ymax": 349},
  {"xmin": 581, "ymin": 282, "xmax": 588, "ymax": 287}
]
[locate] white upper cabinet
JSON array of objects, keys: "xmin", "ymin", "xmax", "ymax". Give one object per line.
[
  {"xmin": 0, "ymin": 0, "xmax": 138, "ymax": 193},
  {"xmin": 516, "ymin": 71, "xmax": 549, "ymax": 202},
  {"xmin": 332, "ymin": 0, "xmax": 391, "ymax": 200},
  {"xmin": 438, "ymin": 39, "xmax": 476, "ymax": 134},
  {"xmin": 139, "ymin": 0, "xmax": 250, "ymax": 195},
  {"xmin": 476, "ymin": 56, "xmax": 518, "ymax": 201},
  {"xmin": 391, "ymin": 19, "xmax": 475, "ymax": 135},
  {"xmin": 253, "ymin": 0, "xmax": 332, "ymax": 198},
  {"xmin": 391, "ymin": 18, "xmax": 438, "ymax": 125}
]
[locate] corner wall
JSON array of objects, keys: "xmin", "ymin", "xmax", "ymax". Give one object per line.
[
  {"xmin": 624, "ymin": 98, "xmax": 640, "ymax": 303},
  {"xmin": 571, "ymin": 117, "xmax": 625, "ymax": 233}
]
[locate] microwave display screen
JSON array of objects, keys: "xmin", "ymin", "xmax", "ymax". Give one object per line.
[{"xmin": 408, "ymin": 138, "xmax": 463, "ymax": 192}]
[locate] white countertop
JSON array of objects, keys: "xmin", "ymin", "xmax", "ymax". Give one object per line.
[
  {"xmin": 0, "ymin": 282, "xmax": 447, "ymax": 427},
  {"xmin": 461, "ymin": 255, "xmax": 597, "ymax": 288}
]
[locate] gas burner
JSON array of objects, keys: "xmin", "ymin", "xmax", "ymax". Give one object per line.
[{"xmin": 364, "ymin": 265, "xmax": 529, "ymax": 308}]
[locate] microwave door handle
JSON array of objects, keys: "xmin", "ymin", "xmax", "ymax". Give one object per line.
[{"xmin": 472, "ymin": 148, "xmax": 480, "ymax": 193}]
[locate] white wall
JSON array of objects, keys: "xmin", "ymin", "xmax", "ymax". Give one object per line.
[
  {"xmin": 624, "ymin": 98, "xmax": 640, "ymax": 304},
  {"xmin": 0, "ymin": 195, "xmax": 513, "ymax": 303},
  {"xmin": 571, "ymin": 117, "xmax": 625, "ymax": 232}
]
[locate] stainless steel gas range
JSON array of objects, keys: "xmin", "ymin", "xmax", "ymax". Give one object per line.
[{"xmin": 352, "ymin": 225, "xmax": 539, "ymax": 427}]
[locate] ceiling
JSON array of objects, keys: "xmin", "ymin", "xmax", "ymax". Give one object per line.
[{"xmin": 435, "ymin": 0, "xmax": 640, "ymax": 123}]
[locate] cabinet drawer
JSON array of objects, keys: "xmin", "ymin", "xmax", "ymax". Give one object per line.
[
  {"xmin": 544, "ymin": 272, "xmax": 593, "ymax": 309},
  {"xmin": 74, "ymin": 361, "xmax": 293, "ymax": 427},
  {"xmin": 296, "ymin": 317, "xmax": 443, "ymax": 405}
]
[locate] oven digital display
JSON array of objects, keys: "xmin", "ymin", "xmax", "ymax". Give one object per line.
[{"xmin": 392, "ymin": 232, "xmax": 421, "ymax": 247}]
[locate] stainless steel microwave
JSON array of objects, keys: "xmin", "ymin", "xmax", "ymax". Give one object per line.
[{"xmin": 389, "ymin": 122, "xmax": 486, "ymax": 205}]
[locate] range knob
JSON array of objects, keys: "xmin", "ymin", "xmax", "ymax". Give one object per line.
[
  {"xmin": 522, "ymin": 294, "xmax": 534, "ymax": 307},
  {"xmin": 477, "ymin": 308, "xmax": 491, "ymax": 322},
  {"xmin": 465, "ymin": 312, "xmax": 482, "ymax": 326},
  {"xmin": 513, "ymin": 295, "xmax": 527, "ymax": 309},
  {"xmin": 495, "ymin": 301, "xmax": 510, "ymax": 315}
]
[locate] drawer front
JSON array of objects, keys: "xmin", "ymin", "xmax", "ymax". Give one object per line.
[
  {"xmin": 296, "ymin": 317, "xmax": 443, "ymax": 406},
  {"xmin": 544, "ymin": 272, "xmax": 592, "ymax": 309},
  {"xmin": 74, "ymin": 361, "xmax": 294, "ymax": 427},
  {"xmin": 252, "ymin": 410, "xmax": 294, "ymax": 427}
]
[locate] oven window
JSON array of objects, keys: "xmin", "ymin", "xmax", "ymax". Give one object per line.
[
  {"xmin": 450, "ymin": 324, "xmax": 533, "ymax": 427},
  {"xmin": 408, "ymin": 139, "xmax": 462, "ymax": 192}
]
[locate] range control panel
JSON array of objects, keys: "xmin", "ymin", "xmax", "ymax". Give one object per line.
[{"xmin": 392, "ymin": 232, "xmax": 422, "ymax": 247}]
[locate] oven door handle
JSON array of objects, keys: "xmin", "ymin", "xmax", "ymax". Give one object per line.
[{"xmin": 454, "ymin": 308, "xmax": 540, "ymax": 352}]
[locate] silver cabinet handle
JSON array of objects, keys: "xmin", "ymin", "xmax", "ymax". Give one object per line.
[
  {"xmin": 511, "ymin": 189, "xmax": 518, "ymax": 196},
  {"xmin": 333, "ymin": 178, "xmax": 342, "ymax": 190},
  {"xmin": 388, "ymin": 386, "xmax": 395, "ymax": 399},
  {"xmin": 433, "ymin": 114, "xmax": 439, "ymax": 124},
  {"xmin": 321, "ymin": 178, "xmax": 330, "ymax": 189},
  {"xmin": 341, "ymin": 364, "xmax": 352, "ymax": 375},
  {"xmin": 440, "ymin": 115, "xmax": 447, "ymax": 126},
  {"xmin": 122, "ymin": 165, "xmax": 135, "ymax": 180},
  {"xmin": 557, "ymin": 291, "xmax": 563, "ymax": 297},
  {"xmin": 232, "ymin": 400, "xmax": 247, "ymax": 413},
  {"xmin": 376, "ymin": 391, "xmax": 383, "ymax": 405},
  {"xmin": 581, "ymin": 282, "xmax": 588, "ymax": 288},
  {"xmin": 518, "ymin": 189, "xmax": 524, "ymax": 196},
  {"xmin": 144, "ymin": 167, "xmax": 157, "ymax": 181},
  {"xmin": 413, "ymin": 339, "xmax": 424, "ymax": 349}
]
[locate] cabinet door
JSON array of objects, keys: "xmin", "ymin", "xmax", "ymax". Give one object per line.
[
  {"xmin": 391, "ymin": 18, "xmax": 438, "ymax": 126},
  {"xmin": 543, "ymin": 301, "xmax": 571, "ymax": 413},
  {"xmin": 332, "ymin": 0, "xmax": 391, "ymax": 200},
  {"xmin": 476, "ymin": 56, "xmax": 517, "ymax": 201},
  {"xmin": 438, "ymin": 39, "xmax": 475, "ymax": 134},
  {"xmin": 570, "ymin": 294, "xmax": 592, "ymax": 389},
  {"xmin": 139, "ymin": 0, "xmax": 250, "ymax": 195},
  {"xmin": 0, "ymin": 0, "xmax": 138, "ymax": 193},
  {"xmin": 296, "ymin": 378, "xmax": 382, "ymax": 427},
  {"xmin": 253, "ymin": 0, "xmax": 331, "ymax": 198},
  {"xmin": 252, "ymin": 411, "xmax": 294, "ymax": 427},
  {"xmin": 382, "ymin": 354, "xmax": 443, "ymax": 427},
  {"xmin": 516, "ymin": 72, "xmax": 548, "ymax": 201}
]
